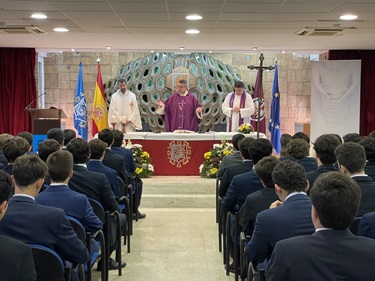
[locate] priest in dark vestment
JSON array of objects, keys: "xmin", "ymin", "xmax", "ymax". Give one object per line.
[{"xmin": 156, "ymin": 79, "xmax": 203, "ymax": 132}]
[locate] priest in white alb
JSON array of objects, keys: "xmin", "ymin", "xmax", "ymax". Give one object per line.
[
  {"xmin": 108, "ymin": 78, "xmax": 142, "ymax": 132},
  {"xmin": 221, "ymin": 81, "xmax": 255, "ymax": 132}
]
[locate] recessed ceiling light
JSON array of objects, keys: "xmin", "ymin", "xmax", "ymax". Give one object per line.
[
  {"xmin": 53, "ymin": 27, "xmax": 69, "ymax": 32},
  {"xmin": 185, "ymin": 29, "xmax": 200, "ymax": 34},
  {"xmin": 340, "ymin": 14, "xmax": 358, "ymax": 20},
  {"xmin": 281, "ymin": 51, "xmax": 286, "ymax": 53},
  {"xmin": 106, "ymin": 46, "xmax": 111, "ymax": 50},
  {"xmin": 31, "ymin": 13, "xmax": 47, "ymax": 19},
  {"xmin": 186, "ymin": 15, "xmax": 202, "ymax": 20},
  {"xmin": 253, "ymin": 47, "xmax": 258, "ymax": 50},
  {"xmin": 180, "ymin": 47, "xmax": 185, "ymax": 50},
  {"xmin": 71, "ymin": 48, "xmax": 75, "ymax": 52},
  {"xmin": 150, "ymin": 50, "xmax": 155, "ymax": 53},
  {"xmin": 208, "ymin": 51, "xmax": 213, "ymax": 53}
]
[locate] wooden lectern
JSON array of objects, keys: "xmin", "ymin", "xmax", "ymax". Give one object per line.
[{"xmin": 28, "ymin": 108, "xmax": 67, "ymax": 134}]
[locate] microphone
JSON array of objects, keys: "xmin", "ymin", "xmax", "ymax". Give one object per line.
[{"xmin": 25, "ymin": 92, "xmax": 46, "ymax": 111}]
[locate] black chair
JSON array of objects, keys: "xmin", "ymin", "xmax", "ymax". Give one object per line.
[
  {"xmin": 117, "ymin": 176, "xmax": 133, "ymax": 245},
  {"xmin": 30, "ymin": 244, "xmax": 69, "ymax": 281},
  {"xmin": 67, "ymin": 216, "xmax": 107, "ymax": 281},
  {"xmin": 88, "ymin": 198, "xmax": 123, "ymax": 279},
  {"xmin": 350, "ymin": 216, "xmax": 362, "ymax": 235}
]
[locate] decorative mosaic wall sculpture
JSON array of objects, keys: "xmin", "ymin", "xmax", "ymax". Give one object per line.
[{"xmin": 104, "ymin": 53, "xmax": 251, "ymax": 132}]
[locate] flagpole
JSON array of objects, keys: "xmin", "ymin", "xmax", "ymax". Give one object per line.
[{"xmin": 248, "ymin": 54, "xmax": 275, "ymax": 139}]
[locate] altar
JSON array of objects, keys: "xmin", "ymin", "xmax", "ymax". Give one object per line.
[{"xmin": 125, "ymin": 132, "xmax": 266, "ymax": 176}]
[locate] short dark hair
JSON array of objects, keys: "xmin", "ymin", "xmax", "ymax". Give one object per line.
[
  {"xmin": 335, "ymin": 142, "xmax": 366, "ymax": 174},
  {"xmin": 47, "ymin": 150, "xmax": 73, "ymax": 182},
  {"xmin": 248, "ymin": 138, "xmax": 273, "ymax": 164},
  {"xmin": 254, "ymin": 156, "xmax": 280, "ymax": 188},
  {"xmin": 0, "ymin": 170, "xmax": 12, "ymax": 204},
  {"xmin": 118, "ymin": 78, "xmax": 126, "ymax": 84},
  {"xmin": 311, "ymin": 172, "xmax": 361, "ymax": 229},
  {"xmin": 178, "ymin": 79, "xmax": 187, "ymax": 86},
  {"xmin": 13, "ymin": 155, "xmax": 47, "ymax": 188},
  {"xmin": 0, "ymin": 134, "xmax": 14, "ymax": 149},
  {"xmin": 38, "ymin": 139, "xmax": 61, "ymax": 162},
  {"xmin": 17, "ymin": 131, "xmax": 33, "ymax": 146},
  {"xmin": 234, "ymin": 81, "xmax": 244, "ymax": 88},
  {"xmin": 292, "ymin": 132, "xmax": 310, "ymax": 144},
  {"xmin": 343, "ymin": 133, "xmax": 361, "ymax": 143},
  {"xmin": 98, "ymin": 129, "xmax": 113, "ymax": 147},
  {"xmin": 280, "ymin": 133, "xmax": 292, "ymax": 157},
  {"xmin": 359, "ymin": 137, "xmax": 375, "ymax": 162},
  {"xmin": 331, "ymin": 134, "xmax": 343, "ymax": 144},
  {"xmin": 47, "ymin": 128, "xmax": 64, "ymax": 145},
  {"xmin": 89, "ymin": 139, "xmax": 107, "ymax": 160},
  {"xmin": 112, "ymin": 130, "xmax": 124, "ymax": 147},
  {"xmin": 313, "ymin": 134, "xmax": 341, "ymax": 164},
  {"xmin": 238, "ymin": 137, "xmax": 254, "ymax": 160},
  {"xmin": 63, "ymin": 129, "xmax": 76, "ymax": 146},
  {"xmin": 3, "ymin": 137, "xmax": 30, "ymax": 163},
  {"xmin": 286, "ymin": 139, "xmax": 309, "ymax": 160},
  {"xmin": 66, "ymin": 138, "xmax": 90, "ymax": 164},
  {"xmin": 272, "ymin": 160, "xmax": 307, "ymax": 193},
  {"xmin": 232, "ymin": 133, "xmax": 245, "ymax": 151}
]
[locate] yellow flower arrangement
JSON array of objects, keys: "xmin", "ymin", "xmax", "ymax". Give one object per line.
[
  {"xmin": 199, "ymin": 139, "xmax": 234, "ymax": 178},
  {"xmin": 238, "ymin": 123, "xmax": 254, "ymax": 134},
  {"xmin": 123, "ymin": 140, "xmax": 154, "ymax": 178}
]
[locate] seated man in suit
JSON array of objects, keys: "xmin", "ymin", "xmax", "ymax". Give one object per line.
[
  {"xmin": 285, "ymin": 138, "xmax": 317, "ymax": 172},
  {"xmin": 246, "ymin": 160, "xmax": 314, "ymax": 266},
  {"xmin": 358, "ymin": 210, "xmax": 375, "ymax": 238},
  {"xmin": 306, "ymin": 134, "xmax": 340, "ymax": 190},
  {"xmin": 98, "ymin": 128, "xmax": 145, "ymax": 219},
  {"xmin": 2, "ymin": 137, "xmax": 30, "ymax": 175},
  {"xmin": 279, "ymin": 133, "xmax": 292, "ymax": 160},
  {"xmin": 17, "ymin": 131, "xmax": 37, "ymax": 156},
  {"xmin": 47, "ymin": 127, "xmax": 64, "ymax": 148},
  {"xmin": 66, "ymin": 138, "xmax": 126, "ymax": 270},
  {"xmin": 0, "ymin": 170, "xmax": 36, "ymax": 281},
  {"xmin": 219, "ymin": 137, "xmax": 254, "ymax": 198},
  {"xmin": 360, "ymin": 136, "xmax": 375, "ymax": 181},
  {"xmin": 87, "ymin": 139, "xmax": 120, "ymax": 197},
  {"xmin": 267, "ymin": 172, "xmax": 375, "ymax": 281},
  {"xmin": 0, "ymin": 133, "xmax": 14, "ymax": 167},
  {"xmin": 0, "ymin": 155, "xmax": 89, "ymax": 265},
  {"xmin": 36, "ymin": 150, "xmax": 103, "ymax": 253},
  {"xmin": 239, "ymin": 156, "xmax": 280, "ymax": 236},
  {"xmin": 37, "ymin": 139, "xmax": 61, "ymax": 187},
  {"xmin": 63, "ymin": 129, "xmax": 76, "ymax": 150},
  {"xmin": 335, "ymin": 142, "xmax": 375, "ymax": 216},
  {"xmin": 217, "ymin": 133, "xmax": 245, "ymax": 178}
]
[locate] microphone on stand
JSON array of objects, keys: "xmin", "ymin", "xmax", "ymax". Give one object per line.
[{"xmin": 25, "ymin": 92, "xmax": 46, "ymax": 111}]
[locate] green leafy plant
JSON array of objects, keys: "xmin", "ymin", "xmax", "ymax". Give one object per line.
[{"xmin": 199, "ymin": 139, "xmax": 234, "ymax": 178}]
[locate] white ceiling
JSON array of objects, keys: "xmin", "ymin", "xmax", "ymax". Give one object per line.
[{"xmin": 1, "ymin": 0, "xmax": 375, "ymax": 54}]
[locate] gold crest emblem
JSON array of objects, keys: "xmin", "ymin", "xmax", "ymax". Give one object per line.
[
  {"xmin": 167, "ymin": 141, "xmax": 191, "ymax": 168},
  {"xmin": 92, "ymin": 104, "xmax": 106, "ymax": 122}
]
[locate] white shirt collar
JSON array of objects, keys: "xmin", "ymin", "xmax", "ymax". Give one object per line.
[
  {"xmin": 285, "ymin": 191, "xmax": 307, "ymax": 202},
  {"xmin": 12, "ymin": 194, "xmax": 35, "ymax": 201}
]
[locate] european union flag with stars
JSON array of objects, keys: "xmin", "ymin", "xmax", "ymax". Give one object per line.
[
  {"xmin": 74, "ymin": 62, "xmax": 88, "ymax": 140},
  {"xmin": 268, "ymin": 64, "xmax": 280, "ymax": 154}
]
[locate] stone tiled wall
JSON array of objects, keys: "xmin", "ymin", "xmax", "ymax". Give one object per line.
[{"xmin": 43, "ymin": 52, "xmax": 312, "ymax": 139}]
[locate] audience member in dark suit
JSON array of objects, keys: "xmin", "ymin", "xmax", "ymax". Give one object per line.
[
  {"xmin": 360, "ymin": 136, "xmax": 375, "ymax": 181},
  {"xmin": 67, "ymin": 138, "xmax": 126, "ymax": 269},
  {"xmin": 221, "ymin": 138, "xmax": 272, "ymax": 213},
  {"xmin": 0, "ymin": 155, "xmax": 89, "ymax": 265},
  {"xmin": 111, "ymin": 129, "xmax": 136, "ymax": 175},
  {"xmin": 99, "ymin": 128, "xmax": 145, "ymax": 219},
  {"xmin": 17, "ymin": 131, "xmax": 37, "ymax": 155},
  {"xmin": 0, "ymin": 133, "xmax": 13, "ymax": 166},
  {"xmin": 88, "ymin": 139, "xmax": 120, "ymax": 196},
  {"xmin": 267, "ymin": 172, "xmax": 375, "ymax": 281},
  {"xmin": 62, "ymin": 128, "xmax": 76, "ymax": 150},
  {"xmin": 47, "ymin": 127, "xmax": 64, "ymax": 148},
  {"xmin": 286, "ymin": 138, "xmax": 317, "ymax": 172},
  {"xmin": 217, "ymin": 133, "xmax": 245, "ymax": 178},
  {"xmin": 358, "ymin": 211, "xmax": 375, "ymax": 238},
  {"xmin": 37, "ymin": 139, "xmax": 61, "ymax": 187},
  {"xmin": 306, "ymin": 134, "xmax": 340, "ymax": 190},
  {"xmin": 343, "ymin": 132, "xmax": 361, "ymax": 143},
  {"xmin": 246, "ymin": 161, "xmax": 314, "ymax": 265},
  {"xmin": 278, "ymin": 133, "xmax": 292, "ymax": 161},
  {"xmin": 335, "ymin": 142, "xmax": 375, "ymax": 216},
  {"xmin": 2, "ymin": 137, "xmax": 30, "ymax": 175},
  {"xmin": 239, "ymin": 156, "xmax": 280, "ymax": 236},
  {"xmin": 0, "ymin": 170, "xmax": 36, "ymax": 281},
  {"xmin": 219, "ymin": 137, "xmax": 254, "ymax": 198}
]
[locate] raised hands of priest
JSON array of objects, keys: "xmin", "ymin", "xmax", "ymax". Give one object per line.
[
  {"xmin": 156, "ymin": 101, "xmax": 164, "ymax": 108},
  {"xmin": 196, "ymin": 107, "xmax": 203, "ymax": 119}
]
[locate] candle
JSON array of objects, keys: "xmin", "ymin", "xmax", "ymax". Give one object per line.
[
  {"xmin": 121, "ymin": 115, "xmax": 127, "ymax": 123},
  {"xmin": 112, "ymin": 115, "xmax": 117, "ymax": 123}
]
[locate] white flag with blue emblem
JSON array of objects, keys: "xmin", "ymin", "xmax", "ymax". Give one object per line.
[{"xmin": 74, "ymin": 62, "xmax": 88, "ymax": 140}]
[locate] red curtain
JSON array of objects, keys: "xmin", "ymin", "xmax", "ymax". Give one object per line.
[
  {"xmin": 0, "ymin": 48, "xmax": 37, "ymax": 135},
  {"xmin": 328, "ymin": 50, "xmax": 375, "ymax": 136}
]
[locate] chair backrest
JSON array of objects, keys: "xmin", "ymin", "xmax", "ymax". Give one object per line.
[
  {"xmin": 66, "ymin": 216, "xmax": 87, "ymax": 246},
  {"xmin": 88, "ymin": 198, "xmax": 106, "ymax": 223},
  {"xmin": 30, "ymin": 244, "xmax": 65, "ymax": 281},
  {"xmin": 350, "ymin": 216, "xmax": 362, "ymax": 235}
]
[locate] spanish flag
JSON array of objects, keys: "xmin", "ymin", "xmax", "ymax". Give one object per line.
[{"xmin": 92, "ymin": 62, "xmax": 108, "ymax": 136}]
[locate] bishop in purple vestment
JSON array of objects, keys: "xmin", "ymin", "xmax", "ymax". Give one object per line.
[{"xmin": 157, "ymin": 79, "xmax": 203, "ymax": 132}]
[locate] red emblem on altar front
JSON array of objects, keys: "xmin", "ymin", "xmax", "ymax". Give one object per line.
[{"xmin": 167, "ymin": 141, "xmax": 191, "ymax": 168}]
